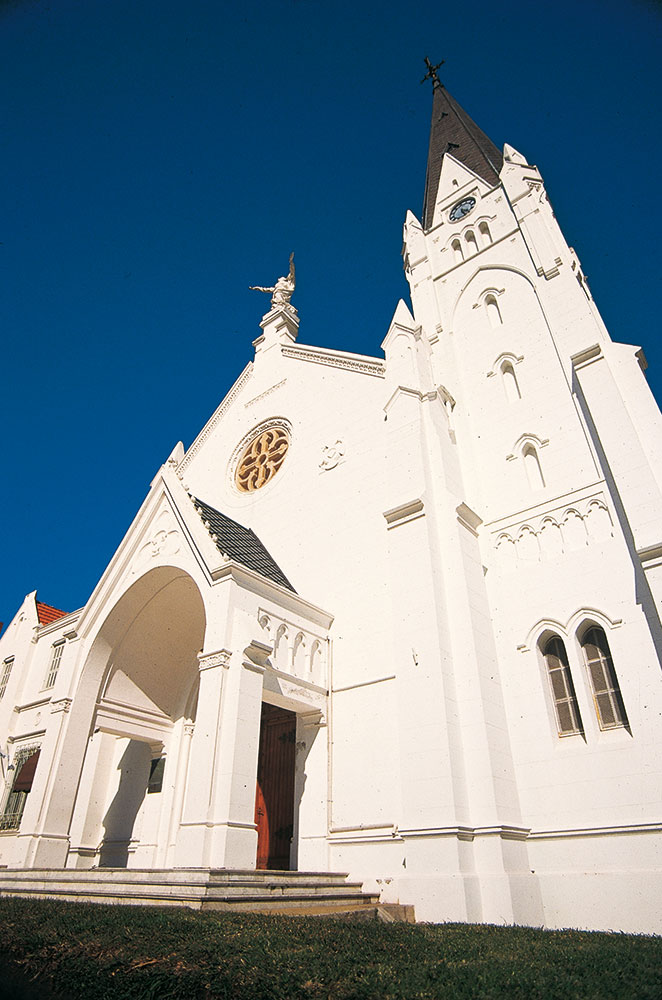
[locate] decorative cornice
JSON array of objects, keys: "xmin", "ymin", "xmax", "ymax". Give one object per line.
[
  {"xmin": 282, "ymin": 344, "xmax": 385, "ymax": 378},
  {"xmin": 179, "ymin": 364, "xmax": 254, "ymax": 472}
]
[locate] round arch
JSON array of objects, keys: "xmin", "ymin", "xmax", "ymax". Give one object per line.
[{"xmin": 66, "ymin": 565, "xmax": 207, "ymax": 869}]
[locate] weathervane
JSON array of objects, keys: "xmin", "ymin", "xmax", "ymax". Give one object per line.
[{"xmin": 421, "ymin": 56, "xmax": 444, "ymax": 88}]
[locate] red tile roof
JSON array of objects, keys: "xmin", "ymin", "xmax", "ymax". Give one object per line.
[{"xmin": 36, "ymin": 601, "xmax": 69, "ymax": 626}]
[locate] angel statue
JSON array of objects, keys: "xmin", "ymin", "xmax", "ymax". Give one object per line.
[{"xmin": 250, "ymin": 252, "xmax": 296, "ymax": 309}]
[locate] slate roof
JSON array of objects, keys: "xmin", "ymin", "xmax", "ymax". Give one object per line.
[
  {"xmin": 422, "ymin": 83, "xmax": 503, "ymax": 231},
  {"xmin": 36, "ymin": 601, "xmax": 69, "ymax": 625},
  {"xmin": 192, "ymin": 497, "xmax": 296, "ymax": 593}
]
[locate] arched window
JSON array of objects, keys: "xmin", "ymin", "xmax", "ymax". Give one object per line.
[
  {"xmin": 501, "ymin": 361, "xmax": 521, "ymax": 402},
  {"xmin": 485, "ymin": 294, "xmax": 502, "ymax": 328},
  {"xmin": 523, "ymin": 443, "xmax": 545, "ymax": 489},
  {"xmin": 465, "ymin": 230, "xmax": 478, "ymax": 255},
  {"xmin": 451, "ymin": 238, "xmax": 463, "ymax": 264},
  {"xmin": 580, "ymin": 626, "xmax": 629, "ymax": 730},
  {"xmin": 478, "ymin": 221, "xmax": 492, "ymax": 247},
  {"xmin": 541, "ymin": 636, "xmax": 583, "ymax": 736}
]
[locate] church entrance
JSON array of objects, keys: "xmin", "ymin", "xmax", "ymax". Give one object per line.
[{"xmin": 254, "ymin": 703, "xmax": 296, "ymax": 870}]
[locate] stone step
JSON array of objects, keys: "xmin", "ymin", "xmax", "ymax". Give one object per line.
[
  {"xmin": 0, "ymin": 867, "xmax": 389, "ymax": 915},
  {"xmin": 0, "ymin": 867, "xmax": 353, "ymax": 887},
  {"xmin": 0, "ymin": 886, "xmax": 380, "ymax": 911},
  {"xmin": 0, "ymin": 878, "xmax": 369, "ymax": 901}
]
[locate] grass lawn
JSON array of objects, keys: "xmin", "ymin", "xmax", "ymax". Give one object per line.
[{"xmin": 0, "ymin": 897, "xmax": 660, "ymax": 999}]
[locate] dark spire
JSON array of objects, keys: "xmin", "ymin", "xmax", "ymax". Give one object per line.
[{"xmin": 421, "ymin": 80, "xmax": 503, "ymax": 231}]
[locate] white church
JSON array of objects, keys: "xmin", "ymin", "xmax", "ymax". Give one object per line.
[{"xmin": 1, "ymin": 76, "xmax": 662, "ymax": 933}]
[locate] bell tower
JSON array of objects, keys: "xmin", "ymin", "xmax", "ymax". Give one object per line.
[{"xmin": 392, "ymin": 66, "xmax": 662, "ymax": 929}]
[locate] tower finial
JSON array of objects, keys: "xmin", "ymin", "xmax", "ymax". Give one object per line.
[{"xmin": 421, "ymin": 56, "xmax": 444, "ymax": 89}]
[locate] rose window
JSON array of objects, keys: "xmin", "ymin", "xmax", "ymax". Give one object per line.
[{"xmin": 235, "ymin": 426, "xmax": 289, "ymax": 493}]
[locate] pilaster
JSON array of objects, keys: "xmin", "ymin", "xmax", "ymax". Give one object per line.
[
  {"xmin": 12, "ymin": 696, "xmax": 75, "ymax": 868},
  {"xmin": 294, "ymin": 710, "xmax": 328, "ymax": 871},
  {"xmin": 173, "ymin": 648, "xmax": 231, "ymax": 866}
]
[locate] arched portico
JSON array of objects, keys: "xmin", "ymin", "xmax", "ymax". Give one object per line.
[
  {"xmin": 13, "ymin": 565, "xmax": 207, "ymax": 870},
  {"xmin": 67, "ymin": 566, "xmax": 206, "ymax": 868},
  {"xmin": 12, "ymin": 545, "xmax": 332, "ymax": 876}
]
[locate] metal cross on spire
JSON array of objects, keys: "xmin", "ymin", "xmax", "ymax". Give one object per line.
[{"xmin": 421, "ymin": 56, "xmax": 444, "ymax": 88}]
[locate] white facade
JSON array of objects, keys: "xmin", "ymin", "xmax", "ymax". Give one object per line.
[{"xmin": 1, "ymin": 85, "xmax": 662, "ymax": 933}]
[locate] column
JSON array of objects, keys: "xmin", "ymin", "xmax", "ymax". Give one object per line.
[{"xmin": 162, "ymin": 721, "xmax": 195, "ymax": 867}]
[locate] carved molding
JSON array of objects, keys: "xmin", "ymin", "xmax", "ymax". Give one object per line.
[
  {"xmin": 133, "ymin": 507, "xmax": 182, "ymax": 577},
  {"xmin": 493, "ymin": 494, "xmax": 614, "ymax": 570},
  {"xmin": 50, "ymin": 698, "xmax": 73, "ymax": 715},
  {"xmin": 197, "ymin": 649, "xmax": 231, "ymax": 671},
  {"xmin": 257, "ymin": 609, "xmax": 328, "ymax": 688},
  {"xmin": 179, "ymin": 364, "xmax": 254, "ymax": 472},
  {"xmin": 319, "ymin": 440, "xmax": 345, "ymax": 472},
  {"xmin": 282, "ymin": 345, "xmax": 385, "ymax": 378},
  {"xmin": 244, "ymin": 378, "xmax": 288, "ymax": 408}
]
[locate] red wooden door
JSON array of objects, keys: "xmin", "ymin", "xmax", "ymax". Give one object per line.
[{"xmin": 254, "ymin": 703, "xmax": 296, "ymax": 870}]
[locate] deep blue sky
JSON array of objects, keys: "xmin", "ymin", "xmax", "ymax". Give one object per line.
[{"xmin": 2, "ymin": 0, "xmax": 661, "ymax": 623}]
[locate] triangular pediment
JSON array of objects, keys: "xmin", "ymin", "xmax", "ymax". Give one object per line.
[{"xmin": 429, "ymin": 156, "xmax": 495, "ymax": 230}]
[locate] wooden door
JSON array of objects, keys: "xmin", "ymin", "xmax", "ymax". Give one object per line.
[{"xmin": 254, "ymin": 703, "xmax": 296, "ymax": 870}]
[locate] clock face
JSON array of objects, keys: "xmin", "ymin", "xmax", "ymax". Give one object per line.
[{"xmin": 449, "ymin": 197, "xmax": 476, "ymax": 222}]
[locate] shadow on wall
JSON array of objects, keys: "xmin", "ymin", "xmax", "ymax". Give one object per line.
[{"xmin": 99, "ymin": 740, "xmax": 151, "ymax": 868}]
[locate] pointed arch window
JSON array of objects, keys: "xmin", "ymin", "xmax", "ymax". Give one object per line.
[
  {"xmin": 580, "ymin": 626, "xmax": 629, "ymax": 730},
  {"xmin": 465, "ymin": 230, "xmax": 478, "ymax": 255},
  {"xmin": 501, "ymin": 361, "xmax": 521, "ymax": 402},
  {"xmin": 523, "ymin": 443, "xmax": 545, "ymax": 489},
  {"xmin": 478, "ymin": 221, "xmax": 492, "ymax": 247},
  {"xmin": 451, "ymin": 238, "xmax": 463, "ymax": 264},
  {"xmin": 485, "ymin": 294, "xmax": 502, "ymax": 328},
  {"xmin": 541, "ymin": 636, "xmax": 584, "ymax": 736}
]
